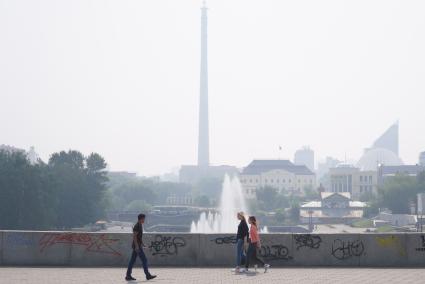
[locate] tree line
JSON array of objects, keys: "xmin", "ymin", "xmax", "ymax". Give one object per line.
[
  {"xmin": 0, "ymin": 148, "xmax": 221, "ymax": 230},
  {"xmin": 0, "ymin": 150, "xmax": 108, "ymax": 230},
  {"xmin": 106, "ymin": 175, "xmax": 220, "ymax": 212},
  {"xmin": 4, "ymin": 145, "xmax": 422, "ymax": 230},
  {"xmin": 365, "ymin": 172, "xmax": 425, "ymax": 216}
]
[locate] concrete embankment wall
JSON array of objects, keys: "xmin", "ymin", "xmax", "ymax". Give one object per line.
[{"xmin": 1, "ymin": 231, "xmax": 425, "ymax": 267}]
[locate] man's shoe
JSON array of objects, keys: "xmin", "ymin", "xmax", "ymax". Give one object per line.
[
  {"xmin": 125, "ymin": 276, "xmax": 136, "ymax": 281},
  {"xmin": 146, "ymin": 275, "xmax": 157, "ymax": 280}
]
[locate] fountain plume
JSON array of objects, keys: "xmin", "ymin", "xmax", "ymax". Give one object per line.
[{"xmin": 191, "ymin": 175, "xmax": 248, "ymax": 233}]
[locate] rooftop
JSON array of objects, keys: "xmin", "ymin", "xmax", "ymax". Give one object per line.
[
  {"xmin": 380, "ymin": 165, "xmax": 425, "ymax": 176},
  {"xmin": 242, "ymin": 159, "xmax": 314, "ymax": 175},
  {"xmin": 301, "ymin": 201, "xmax": 367, "ymax": 208},
  {"xmin": 321, "ymin": 192, "xmax": 351, "ymax": 200}
]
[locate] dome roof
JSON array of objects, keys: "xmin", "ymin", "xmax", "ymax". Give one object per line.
[{"xmin": 357, "ymin": 148, "xmax": 403, "ymax": 171}]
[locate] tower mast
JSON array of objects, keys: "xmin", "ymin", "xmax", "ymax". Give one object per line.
[{"xmin": 198, "ymin": 0, "xmax": 210, "ymax": 167}]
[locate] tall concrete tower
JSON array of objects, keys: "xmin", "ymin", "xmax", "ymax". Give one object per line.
[{"xmin": 198, "ymin": 1, "xmax": 210, "ymax": 167}]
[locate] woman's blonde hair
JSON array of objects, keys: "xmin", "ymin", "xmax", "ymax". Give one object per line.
[{"xmin": 237, "ymin": 211, "xmax": 246, "ymax": 221}]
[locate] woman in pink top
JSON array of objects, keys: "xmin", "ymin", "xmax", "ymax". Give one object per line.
[{"xmin": 245, "ymin": 216, "xmax": 270, "ymax": 273}]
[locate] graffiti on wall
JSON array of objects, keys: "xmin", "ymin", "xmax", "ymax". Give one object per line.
[
  {"xmin": 294, "ymin": 234, "xmax": 322, "ymax": 250},
  {"xmin": 211, "ymin": 236, "xmax": 237, "ymax": 245},
  {"xmin": 6, "ymin": 233, "xmax": 35, "ymax": 246},
  {"xmin": 375, "ymin": 235, "xmax": 406, "ymax": 256},
  {"xmin": 415, "ymin": 235, "xmax": 425, "ymax": 252},
  {"xmin": 39, "ymin": 233, "xmax": 121, "ymax": 256},
  {"xmin": 331, "ymin": 239, "xmax": 364, "ymax": 260},
  {"xmin": 259, "ymin": 244, "xmax": 293, "ymax": 261},
  {"xmin": 148, "ymin": 235, "xmax": 186, "ymax": 257}
]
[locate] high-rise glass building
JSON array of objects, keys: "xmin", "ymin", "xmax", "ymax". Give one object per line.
[{"xmin": 294, "ymin": 146, "xmax": 315, "ymax": 172}]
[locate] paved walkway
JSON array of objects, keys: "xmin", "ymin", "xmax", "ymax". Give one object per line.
[{"xmin": 0, "ymin": 267, "xmax": 424, "ymax": 284}]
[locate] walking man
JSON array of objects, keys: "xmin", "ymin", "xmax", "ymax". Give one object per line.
[{"xmin": 125, "ymin": 214, "xmax": 157, "ymax": 281}]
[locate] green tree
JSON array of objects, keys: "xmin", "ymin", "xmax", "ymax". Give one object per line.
[
  {"xmin": 359, "ymin": 191, "xmax": 375, "ymax": 202},
  {"xmin": 195, "ymin": 177, "xmax": 222, "ymax": 199},
  {"xmin": 377, "ymin": 175, "xmax": 419, "ymax": 214},
  {"xmin": 111, "ymin": 181, "xmax": 157, "ymax": 210},
  {"xmin": 303, "ymin": 185, "xmax": 320, "ymax": 200},
  {"xmin": 288, "ymin": 203, "xmax": 300, "ymax": 224},
  {"xmin": 274, "ymin": 208, "xmax": 286, "ymax": 224},
  {"xmin": 106, "ymin": 174, "xmax": 194, "ymax": 210},
  {"xmin": 48, "ymin": 150, "xmax": 108, "ymax": 228},
  {"xmin": 125, "ymin": 200, "xmax": 152, "ymax": 212},
  {"xmin": 257, "ymin": 186, "xmax": 279, "ymax": 205},
  {"xmin": 0, "ymin": 151, "xmax": 55, "ymax": 230},
  {"xmin": 0, "ymin": 149, "xmax": 109, "ymax": 230},
  {"xmin": 86, "ymin": 153, "xmax": 109, "ymax": 219},
  {"xmin": 363, "ymin": 199, "xmax": 380, "ymax": 218},
  {"xmin": 256, "ymin": 186, "xmax": 292, "ymax": 211}
]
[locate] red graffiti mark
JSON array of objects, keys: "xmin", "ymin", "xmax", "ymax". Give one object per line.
[{"xmin": 39, "ymin": 233, "xmax": 121, "ymax": 256}]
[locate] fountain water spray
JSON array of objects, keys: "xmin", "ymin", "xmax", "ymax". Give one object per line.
[{"xmin": 191, "ymin": 175, "xmax": 248, "ymax": 233}]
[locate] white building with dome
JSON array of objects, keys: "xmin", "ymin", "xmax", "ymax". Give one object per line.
[
  {"xmin": 357, "ymin": 122, "xmax": 403, "ymax": 171},
  {"xmin": 357, "ymin": 148, "xmax": 403, "ymax": 171}
]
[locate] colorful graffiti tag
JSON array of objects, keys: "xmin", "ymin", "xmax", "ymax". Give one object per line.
[{"xmin": 39, "ymin": 233, "xmax": 122, "ymax": 256}]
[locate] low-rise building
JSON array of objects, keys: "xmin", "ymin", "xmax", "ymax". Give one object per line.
[
  {"xmin": 317, "ymin": 156, "xmax": 342, "ymax": 180},
  {"xmin": 328, "ymin": 165, "xmax": 377, "ymax": 200},
  {"xmin": 240, "ymin": 160, "xmax": 316, "ymax": 199},
  {"xmin": 300, "ymin": 192, "xmax": 367, "ymax": 224},
  {"xmin": 179, "ymin": 165, "xmax": 239, "ymax": 184},
  {"xmin": 378, "ymin": 164, "xmax": 425, "ymax": 185},
  {"xmin": 166, "ymin": 194, "xmax": 193, "ymax": 205},
  {"xmin": 420, "ymin": 152, "xmax": 425, "ymax": 167},
  {"xmin": 373, "ymin": 212, "xmax": 417, "ymax": 227}
]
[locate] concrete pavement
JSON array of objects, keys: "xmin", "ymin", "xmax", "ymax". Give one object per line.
[{"xmin": 0, "ymin": 267, "xmax": 424, "ymax": 284}]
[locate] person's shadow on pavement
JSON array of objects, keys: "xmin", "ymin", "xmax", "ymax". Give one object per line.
[{"xmin": 244, "ymin": 271, "xmax": 258, "ymax": 277}]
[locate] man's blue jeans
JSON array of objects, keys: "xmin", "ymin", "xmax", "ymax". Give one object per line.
[
  {"xmin": 236, "ymin": 239, "xmax": 246, "ymax": 266},
  {"xmin": 126, "ymin": 249, "xmax": 150, "ymax": 277}
]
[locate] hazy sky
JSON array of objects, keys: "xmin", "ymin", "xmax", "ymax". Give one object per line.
[{"xmin": 1, "ymin": 0, "xmax": 424, "ymax": 176}]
